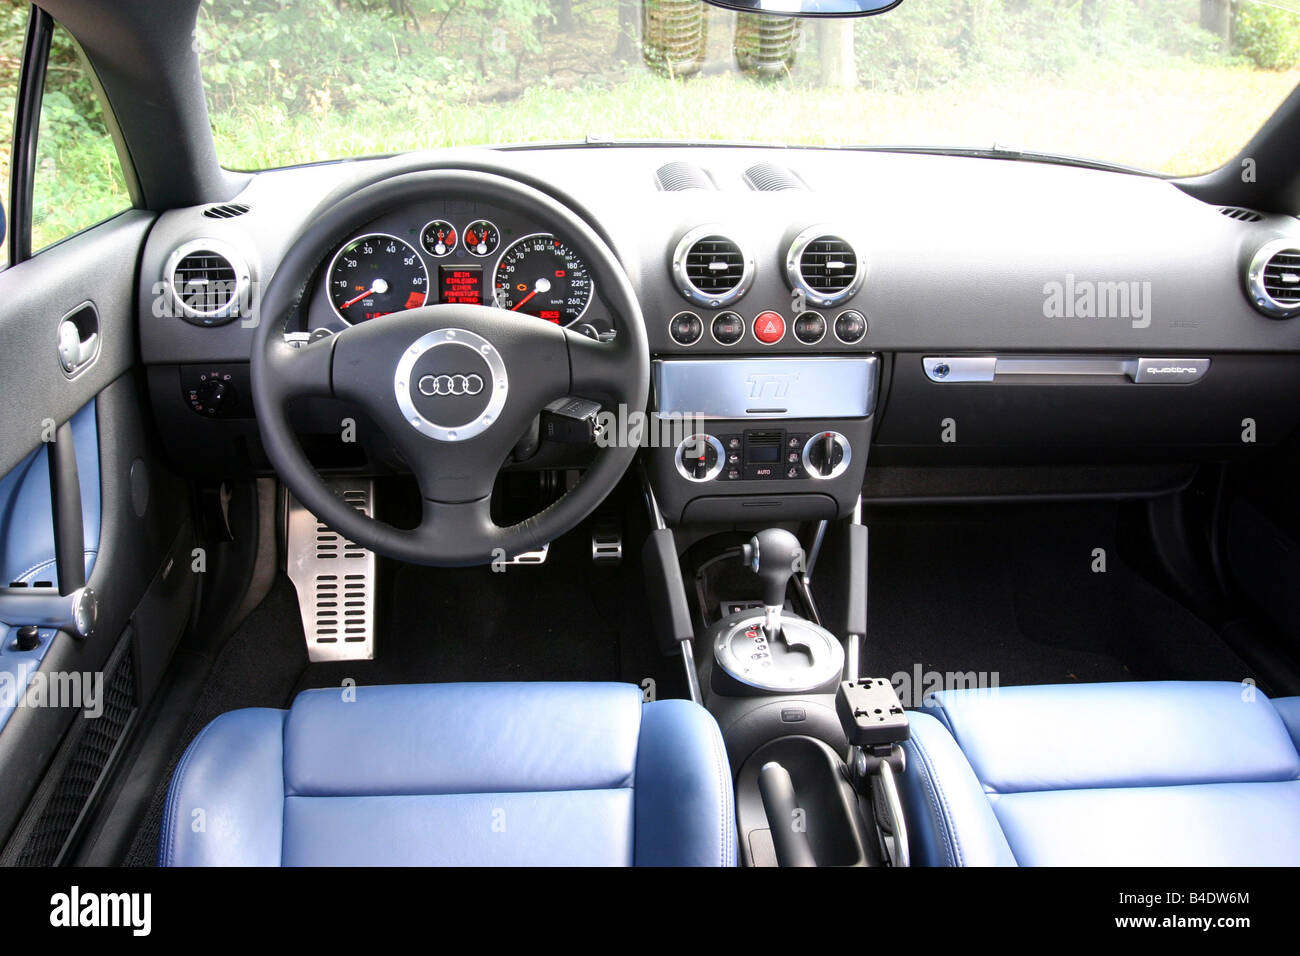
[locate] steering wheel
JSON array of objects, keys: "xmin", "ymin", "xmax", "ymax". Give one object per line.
[{"xmin": 251, "ymin": 169, "xmax": 649, "ymax": 566}]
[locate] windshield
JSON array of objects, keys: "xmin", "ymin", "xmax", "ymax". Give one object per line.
[{"xmin": 199, "ymin": 0, "xmax": 1300, "ymax": 176}]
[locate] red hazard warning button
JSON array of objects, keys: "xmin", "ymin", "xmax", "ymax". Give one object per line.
[{"xmin": 753, "ymin": 311, "xmax": 785, "ymax": 344}]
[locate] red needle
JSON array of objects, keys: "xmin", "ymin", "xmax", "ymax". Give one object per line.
[
  {"xmin": 511, "ymin": 289, "xmax": 540, "ymax": 311},
  {"xmin": 339, "ymin": 286, "xmax": 377, "ymax": 310}
]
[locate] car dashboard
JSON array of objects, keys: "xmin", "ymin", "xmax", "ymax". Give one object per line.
[{"xmin": 138, "ymin": 143, "xmax": 1300, "ymax": 522}]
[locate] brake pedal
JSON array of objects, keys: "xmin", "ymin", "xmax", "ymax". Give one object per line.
[
  {"xmin": 285, "ymin": 481, "xmax": 377, "ymax": 662},
  {"xmin": 591, "ymin": 518, "xmax": 622, "ymax": 566}
]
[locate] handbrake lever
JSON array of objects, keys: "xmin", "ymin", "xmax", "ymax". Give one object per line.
[{"xmin": 757, "ymin": 761, "xmax": 817, "ymax": 867}]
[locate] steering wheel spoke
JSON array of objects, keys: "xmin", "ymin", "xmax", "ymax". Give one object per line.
[
  {"xmin": 566, "ymin": 329, "xmax": 637, "ymax": 402},
  {"xmin": 264, "ymin": 335, "xmax": 335, "ymax": 402},
  {"xmin": 413, "ymin": 495, "xmax": 503, "ymax": 564}
]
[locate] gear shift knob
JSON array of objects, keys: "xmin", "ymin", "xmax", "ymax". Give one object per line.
[{"xmin": 741, "ymin": 528, "xmax": 805, "ymax": 639}]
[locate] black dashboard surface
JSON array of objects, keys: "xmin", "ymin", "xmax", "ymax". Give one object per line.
[
  {"xmin": 140, "ymin": 144, "xmax": 1300, "ymax": 363},
  {"xmin": 137, "ymin": 144, "xmax": 1300, "ymax": 478}
]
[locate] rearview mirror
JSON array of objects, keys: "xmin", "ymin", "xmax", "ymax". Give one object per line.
[{"xmin": 702, "ymin": 0, "xmax": 903, "ymax": 17}]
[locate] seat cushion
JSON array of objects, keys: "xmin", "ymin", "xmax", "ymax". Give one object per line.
[
  {"xmin": 160, "ymin": 682, "xmax": 735, "ymax": 867},
  {"xmin": 901, "ymin": 681, "xmax": 1300, "ymax": 866}
]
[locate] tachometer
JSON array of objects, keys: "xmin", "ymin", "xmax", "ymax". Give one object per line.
[
  {"xmin": 328, "ymin": 233, "xmax": 428, "ymax": 323},
  {"xmin": 493, "ymin": 234, "xmax": 593, "ymax": 325}
]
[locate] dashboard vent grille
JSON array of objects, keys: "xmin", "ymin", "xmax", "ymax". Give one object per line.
[
  {"xmin": 655, "ymin": 162, "xmax": 715, "ymax": 191},
  {"xmin": 798, "ymin": 236, "xmax": 858, "ymax": 297},
  {"xmin": 1219, "ymin": 206, "xmax": 1262, "ymax": 223},
  {"xmin": 172, "ymin": 249, "xmax": 239, "ymax": 315},
  {"xmin": 744, "ymin": 163, "xmax": 805, "ymax": 191},
  {"xmin": 684, "ymin": 236, "xmax": 746, "ymax": 295},
  {"xmin": 1261, "ymin": 248, "xmax": 1300, "ymax": 307},
  {"xmin": 202, "ymin": 202, "xmax": 250, "ymax": 220}
]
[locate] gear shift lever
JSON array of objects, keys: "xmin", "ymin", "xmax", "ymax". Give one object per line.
[{"xmin": 741, "ymin": 528, "xmax": 804, "ymax": 641}]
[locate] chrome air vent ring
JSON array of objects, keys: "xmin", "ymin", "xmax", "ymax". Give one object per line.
[
  {"xmin": 671, "ymin": 225, "xmax": 755, "ymax": 308},
  {"xmin": 164, "ymin": 238, "xmax": 252, "ymax": 326},
  {"xmin": 1247, "ymin": 237, "xmax": 1300, "ymax": 318},
  {"xmin": 786, "ymin": 225, "xmax": 864, "ymax": 308}
]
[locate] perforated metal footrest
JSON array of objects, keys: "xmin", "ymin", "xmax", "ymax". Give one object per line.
[{"xmin": 285, "ymin": 481, "xmax": 377, "ymax": 662}]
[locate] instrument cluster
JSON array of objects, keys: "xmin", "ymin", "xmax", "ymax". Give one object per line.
[{"xmin": 305, "ymin": 201, "xmax": 608, "ymax": 336}]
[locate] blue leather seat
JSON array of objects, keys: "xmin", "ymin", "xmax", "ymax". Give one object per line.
[
  {"xmin": 898, "ymin": 681, "xmax": 1300, "ymax": 866},
  {"xmin": 160, "ymin": 681, "xmax": 735, "ymax": 866}
]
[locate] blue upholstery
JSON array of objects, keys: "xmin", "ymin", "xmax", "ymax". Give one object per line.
[
  {"xmin": 0, "ymin": 400, "xmax": 100, "ymax": 587},
  {"xmin": 161, "ymin": 682, "xmax": 735, "ymax": 867},
  {"xmin": 901, "ymin": 681, "xmax": 1300, "ymax": 866},
  {"xmin": 0, "ymin": 402, "xmax": 100, "ymax": 734}
]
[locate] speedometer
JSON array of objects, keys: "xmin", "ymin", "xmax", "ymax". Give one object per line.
[
  {"xmin": 493, "ymin": 234, "xmax": 593, "ymax": 325},
  {"xmin": 328, "ymin": 233, "xmax": 428, "ymax": 323}
]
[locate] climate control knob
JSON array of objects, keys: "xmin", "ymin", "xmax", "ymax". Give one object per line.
[
  {"xmin": 674, "ymin": 434, "xmax": 725, "ymax": 482},
  {"xmin": 801, "ymin": 431, "xmax": 851, "ymax": 480}
]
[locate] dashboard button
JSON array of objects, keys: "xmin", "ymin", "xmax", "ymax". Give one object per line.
[
  {"xmin": 834, "ymin": 310, "xmax": 868, "ymax": 344},
  {"xmin": 711, "ymin": 311, "xmax": 745, "ymax": 346},
  {"xmin": 753, "ymin": 311, "xmax": 786, "ymax": 344},
  {"xmin": 669, "ymin": 311, "xmax": 703, "ymax": 346},
  {"xmin": 793, "ymin": 311, "xmax": 826, "ymax": 344}
]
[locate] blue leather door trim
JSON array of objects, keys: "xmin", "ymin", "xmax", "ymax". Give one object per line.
[
  {"xmin": 0, "ymin": 399, "xmax": 101, "ymax": 587},
  {"xmin": 0, "ymin": 400, "xmax": 101, "ymax": 734}
]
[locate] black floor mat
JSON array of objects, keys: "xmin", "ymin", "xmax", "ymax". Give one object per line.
[
  {"xmin": 295, "ymin": 528, "xmax": 684, "ymax": 696},
  {"xmin": 857, "ymin": 503, "xmax": 1257, "ymax": 692},
  {"xmin": 122, "ymin": 576, "xmax": 308, "ymax": 866}
]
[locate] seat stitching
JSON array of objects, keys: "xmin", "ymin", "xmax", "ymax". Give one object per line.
[
  {"xmin": 707, "ymin": 715, "xmax": 731, "ymax": 866},
  {"xmin": 161, "ymin": 719, "xmax": 220, "ymax": 866},
  {"xmin": 632, "ymin": 697, "xmax": 644, "ymax": 866},
  {"xmin": 909, "ymin": 731, "xmax": 962, "ymax": 867},
  {"xmin": 12, "ymin": 550, "xmax": 95, "ymax": 583}
]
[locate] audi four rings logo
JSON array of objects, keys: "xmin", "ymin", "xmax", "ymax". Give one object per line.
[{"xmin": 418, "ymin": 373, "xmax": 484, "ymax": 396}]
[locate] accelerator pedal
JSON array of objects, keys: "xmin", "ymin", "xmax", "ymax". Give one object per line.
[{"xmin": 285, "ymin": 480, "xmax": 377, "ymax": 663}]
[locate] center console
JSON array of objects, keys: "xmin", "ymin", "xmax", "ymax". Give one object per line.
[
  {"xmin": 636, "ymin": 265, "xmax": 904, "ymax": 864},
  {"xmin": 644, "ymin": 356, "xmax": 877, "ymax": 524}
]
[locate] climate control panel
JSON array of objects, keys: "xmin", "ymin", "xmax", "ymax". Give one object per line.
[{"xmin": 673, "ymin": 429, "xmax": 851, "ymax": 482}]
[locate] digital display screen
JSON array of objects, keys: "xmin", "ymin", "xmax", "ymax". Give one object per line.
[
  {"xmin": 747, "ymin": 445, "xmax": 780, "ymax": 463},
  {"xmin": 439, "ymin": 265, "xmax": 483, "ymax": 305}
]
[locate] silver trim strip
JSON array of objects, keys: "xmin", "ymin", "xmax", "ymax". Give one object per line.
[
  {"xmin": 923, "ymin": 355, "xmax": 1211, "ymax": 385},
  {"xmin": 1130, "ymin": 357, "xmax": 1211, "ymax": 384},
  {"xmin": 654, "ymin": 356, "xmax": 878, "ymax": 419}
]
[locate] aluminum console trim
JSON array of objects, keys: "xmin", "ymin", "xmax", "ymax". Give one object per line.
[{"xmin": 653, "ymin": 356, "xmax": 878, "ymax": 419}]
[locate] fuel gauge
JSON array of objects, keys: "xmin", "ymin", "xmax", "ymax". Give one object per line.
[{"xmin": 463, "ymin": 219, "xmax": 501, "ymax": 257}]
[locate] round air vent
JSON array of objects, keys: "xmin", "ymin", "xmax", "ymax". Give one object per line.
[
  {"xmin": 163, "ymin": 239, "xmax": 252, "ymax": 326},
  {"xmin": 785, "ymin": 226, "xmax": 864, "ymax": 308},
  {"xmin": 671, "ymin": 226, "xmax": 755, "ymax": 308},
  {"xmin": 1247, "ymin": 238, "xmax": 1300, "ymax": 318}
]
